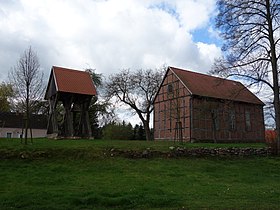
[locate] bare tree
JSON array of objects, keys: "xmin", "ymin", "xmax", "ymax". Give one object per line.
[
  {"xmin": 212, "ymin": 0, "xmax": 280, "ymax": 153},
  {"xmin": 85, "ymin": 68, "xmax": 117, "ymax": 137},
  {"xmin": 105, "ymin": 68, "xmax": 164, "ymax": 140},
  {"xmin": 9, "ymin": 46, "xmax": 44, "ymax": 144}
]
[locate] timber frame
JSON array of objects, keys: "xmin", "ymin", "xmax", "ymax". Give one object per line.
[
  {"xmin": 45, "ymin": 66, "xmax": 96, "ymax": 138},
  {"xmin": 153, "ymin": 66, "xmax": 265, "ymax": 143}
]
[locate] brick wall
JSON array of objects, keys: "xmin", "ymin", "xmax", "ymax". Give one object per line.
[
  {"xmin": 154, "ymin": 70, "xmax": 191, "ymax": 141},
  {"xmin": 191, "ymin": 97, "xmax": 265, "ymax": 143},
  {"xmin": 154, "ymin": 71, "xmax": 265, "ymax": 143}
]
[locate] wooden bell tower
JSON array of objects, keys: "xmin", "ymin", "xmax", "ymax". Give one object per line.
[{"xmin": 45, "ymin": 66, "xmax": 96, "ymax": 138}]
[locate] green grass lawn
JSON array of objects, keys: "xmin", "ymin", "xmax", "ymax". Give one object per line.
[
  {"xmin": 0, "ymin": 138, "xmax": 279, "ymax": 209},
  {"xmin": 0, "ymin": 138, "xmax": 267, "ymax": 151}
]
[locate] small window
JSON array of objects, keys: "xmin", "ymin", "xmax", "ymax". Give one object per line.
[
  {"xmin": 167, "ymin": 84, "xmax": 173, "ymax": 93},
  {"xmin": 245, "ymin": 110, "xmax": 251, "ymax": 131},
  {"xmin": 211, "ymin": 109, "xmax": 219, "ymax": 131},
  {"xmin": 6, "ymin": 133, "xmax": 12, "ymax": 138},
  {"xmin": 229, "ymin": 110, "xmax": 236, "ymax": 131}
]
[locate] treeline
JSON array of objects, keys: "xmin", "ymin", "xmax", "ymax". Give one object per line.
[{"xmin": 94, "ymin": 121, "xmax": 148, "ymax": 140}]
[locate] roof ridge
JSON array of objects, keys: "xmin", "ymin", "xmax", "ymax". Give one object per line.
[
  {"xmin": 169, "ymin": 66, "xmax": 242, "ymax": 85},
  {"xmin": 45, "ymin": 66, "xmax": 97, "ymax": 99},
  {"xmin": 53, "ymin": 66, "xmax": 88, "ymax": 73},
  {"xmin": 168, "ymin": 66, "xmax": 264, "ymax": 105}
]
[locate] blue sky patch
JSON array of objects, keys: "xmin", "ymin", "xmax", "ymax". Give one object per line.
[
  {"xmin": 192, "ymin": 26, "xmax": 222, "ymax": 46},
  {"xmin": 149, "ymin": 2, "xmax": 180, "ymax": 21}
]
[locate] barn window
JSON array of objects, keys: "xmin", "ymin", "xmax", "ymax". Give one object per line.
[
  {"xmin": 169, "ymin": 100, "xmax": 172, "ymax": 132},
  {"xmin": 211, "ymin": 109, "xmax": 219, "ymax": 131},
  {"xmin": 229, "ymin": 110, "xmax": 236, "ymax": 131},
  {"xmin": 164, "ymin": 104, "xmax": 167, "ymax": 121},
  {"xmin": 245, "ymin": 110, "xmax": 251, "ymax": 131},
  {"xmin": 167, "ymin": 84, "xmax": 173, "ymax": 93},
  {"xmin": 158, "ymin": 105, "xmax": 160, "ymax": 126},
  {"xmin": 162, "ymin": 104, "xmax": 165, "ymax": 131}
]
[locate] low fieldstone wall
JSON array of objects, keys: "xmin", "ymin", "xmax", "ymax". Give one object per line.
[
  {"xmin": 107, "ymin": 147, "xmax": 271, "ymax": 158},
  {"xmin": 0, "ymin": 147, "xmax": 272, "ymax": 160}
]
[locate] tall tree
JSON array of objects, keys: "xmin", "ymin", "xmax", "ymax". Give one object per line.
[
  {"xmin": 105, "ymin": 68, "xmax": 164, "ymax": 141},
  {"xmin": 0, "ymin": 82, "xmax": 14, "ymax": 112},
  {"xmin": 212, "ymin": 0, "xmax": 280, "ymax": 153},
  {"xmin": 9, "ymin": 46, "xmax": 44, "ymax": 144},
  {"xmin": 102, "ymin": 121, "xmax": 134, "ymax": 140},
  {"xmin": 85, "ymin": 68, "xmax": 117, "ymax": 138}
]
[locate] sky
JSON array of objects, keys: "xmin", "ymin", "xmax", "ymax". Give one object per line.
[
  {"xmin": 0, "ymin": 0, "xmax": 221, "ymax": 82},
  {"xmin": 0, "ymin": 0, "xmax": 222, "ymax": 125}
]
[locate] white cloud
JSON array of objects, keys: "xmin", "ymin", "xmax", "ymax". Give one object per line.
[
  {"xmin": 196, "ymin": 42, "xmax": 222, "ymax": 71},
  {"xmin": 176, "ymin": 0, "xmax": 216, "ymax": 31},
  {"xmin": 0, "ymin": 0, "xmax": 220, "ymax": 80},
  {"xmin": 0, "ymin": 0, "xmax": 222, "ymax": 123}
]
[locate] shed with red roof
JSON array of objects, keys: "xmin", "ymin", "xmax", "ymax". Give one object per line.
[
  {"xmin": 153, "ymin": 66, "xmax": 265, "ymax": 142},
  {"xmin": 45, "ymin": 66, "xmax": 96, "ymax": 138}
]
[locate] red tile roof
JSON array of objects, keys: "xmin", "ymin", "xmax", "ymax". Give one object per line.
[
  {"xmin": 45, "ymin": 66, "xmax": 96, "ymax": 99},
  {"xmin": 169, "ymin": 67, "xmax": 264, "ymax": 105}
]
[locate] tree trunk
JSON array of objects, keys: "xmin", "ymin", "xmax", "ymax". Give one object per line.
[
  {"xmin": 143, "ymin": 121, "xmax": 152, "ymax": 141},
  {"xmin": 24, "ymin": 116, "xmax": 28, "ymax": 144},
  {"xmin": 30, "ymin": 127, "xmax": 33, "ymax": 144},
  {"xmin": 266, "ymin": 0, "xmax": 280, "ymax": 154},
  {"xmin": 135, "ymin": 110, "xmax": 152, "ymax": 141},
  {"xmin": 25, "ymin": 85, "xmax": 30, "ymax": 145}
]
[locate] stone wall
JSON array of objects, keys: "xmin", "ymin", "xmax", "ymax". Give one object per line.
[
  {"xmin": 0, "ymin": 146, "xmax": 272, "ymax": 160},
  {"xmin": 106, "ymin": 147, "xmax": 271, "ymax": 158}
]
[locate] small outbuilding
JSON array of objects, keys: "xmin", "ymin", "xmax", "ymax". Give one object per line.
[
  {"xmin": 153, "ymin": 66, "xmax": 265, "ymax": 143},
  {"xmin": 45, "ymin": 66, "xmax": 97, "ymax": 138},
  {"xmin": 0, "ymin": 112, "xmax": 47, "ymax": 138}
]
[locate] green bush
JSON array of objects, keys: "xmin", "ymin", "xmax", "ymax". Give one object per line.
[{"xmin": 102, "ymin": 121, "xmax": 134, "ymax": 140}]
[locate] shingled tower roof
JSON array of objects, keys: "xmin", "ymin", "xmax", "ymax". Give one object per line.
[
  {"xmin": 45, "ymin": 66, "xmax": 97, "ymax": 99},
  {"xmin": 168, "ymin": 66, "xmax": 264, "ymax": 105}
]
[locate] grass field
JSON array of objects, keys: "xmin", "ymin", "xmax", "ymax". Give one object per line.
[
  {"xmin": 1, "ymin": 138, "xmax": 280, "ymax": 209},
  {"xmin": 0, "ymin": 138, "xmax": 267, "ymax": 151}
]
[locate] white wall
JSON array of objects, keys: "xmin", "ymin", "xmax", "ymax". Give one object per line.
[{"xmin": 0, "ymin": 128, "xmax": 47, "ymax": 138}]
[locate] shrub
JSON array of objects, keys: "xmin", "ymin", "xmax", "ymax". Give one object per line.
[{"xmin": 265, "ymin": 130, "xmax": 277, "ymax": 144}]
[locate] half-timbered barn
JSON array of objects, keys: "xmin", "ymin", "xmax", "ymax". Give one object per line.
[
  {"xmin": 45, "ymin": 66, "xmax": 96, "ymax": 138},
  {"xmin": 153, "ymin": 66, "xmax": 265, "ymax": 143}
]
